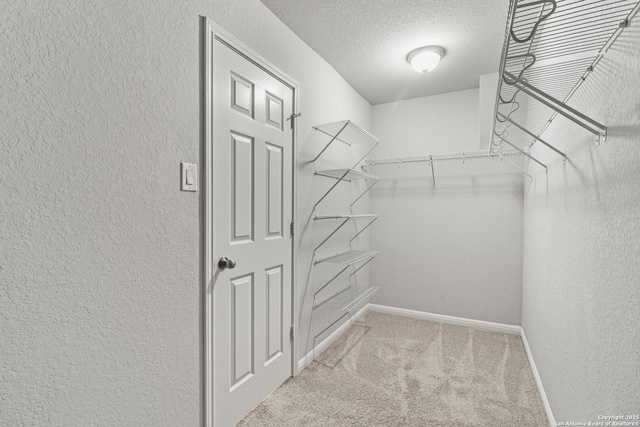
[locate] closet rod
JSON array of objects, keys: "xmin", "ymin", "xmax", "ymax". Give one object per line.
[{"xmin": 364, "ymin": 149, "xmax": 522, "ymax": 166}]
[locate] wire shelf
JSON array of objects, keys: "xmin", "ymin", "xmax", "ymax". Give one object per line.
[
  {"xmin": 307, "ymin": 119, "xmax": 381, "ymax": 360},
  {"xmin": 313, "ymin": 120, "xmax": 380, "ymax": 147},
  {"xmin": 490, "ymin": 0, "xmax": 640, "ymax": 163},
  {"xmin": 314, "ymin": 285, "xmax": 380, "ymax": 312},
  {"xmin": 314, "ymin": 214, "xmax": 380, "ymax": 220},
  {"xmin": 315, "ymin": 249, "xmax": 380, "ymax": 266},
  {"xmin": 365, "ymin": 149, "xmax": 522, "ymax": 166},
  {"xmin": 315, "ymin": 169, "xmax": 379, "ymax": 181},
  {"xmin": 364, "ymin": 149, "xmax": 532, "ymax": 181}
]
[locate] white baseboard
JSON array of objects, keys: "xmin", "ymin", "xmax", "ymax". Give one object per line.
[
  {"xmin": 368, "ymin": 304, "xmax": 555, "ymax": 426},
  {"xmin": 520, "ymin": 327, "xmax": 556, "ymax": 427},
  {"xmin": 297, "ymin": 303, "xmax": 370, "ymax": 372},
  {"xmin": 368, "ymin": 304, "xmax": 521, "ymax": 335}
]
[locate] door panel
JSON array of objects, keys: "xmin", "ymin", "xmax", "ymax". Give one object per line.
[
  {"xmin": 265, "ymin": 142, "xmax": 283, "ymax": 239},
  {"xmin": 265, "ymin": 92, "xmax": 283, "ymax": 130},
  {"xmin": 230, "ymin": 72, "xmax": 254, "ymax": 118},
  {"xmin": 230, "ymin": 273, "xmax": 254, "ymax": 389},
  {"xmin": 230, "ymin": 132, "xmax": 254, "ymax": 244},
  {"xmin": 265, "ymin": 265, "xmax": 283, "ymax": 363},
  {"xmin": 209, "ymin": 34, "xmax": 294, "ymax": 427}
]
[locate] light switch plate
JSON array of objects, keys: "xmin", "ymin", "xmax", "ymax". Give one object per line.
[{"xmin": 181, "ymin": 162, "xmax": 197, "ymax": 192}]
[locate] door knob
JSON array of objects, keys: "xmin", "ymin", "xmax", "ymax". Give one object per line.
[{"xmin": 218, "ymin": 256, "xmax": 236, "ymax": 270}]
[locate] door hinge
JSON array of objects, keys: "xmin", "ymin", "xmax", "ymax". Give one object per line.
[
  {"xmin": 290, "ymin": 221, "xmax": 295, "ymax": 238},
  {"xmin": 290, "ymin": 325, "xmax": 295, "ymax": 341}
]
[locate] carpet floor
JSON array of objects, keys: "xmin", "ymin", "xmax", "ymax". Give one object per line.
[{"xmin": 238, "ymin": 311, "xmax": 549, "ymax": 426}]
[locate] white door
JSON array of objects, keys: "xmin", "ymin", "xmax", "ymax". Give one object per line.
[{"xmin": 203, "ymin": 22, "xmax": 295, "ymax": 427}]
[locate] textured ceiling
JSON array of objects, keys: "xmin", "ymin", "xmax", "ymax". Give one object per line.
[{"xmin": 260, "ymin": 0, "xmax": 509, "ymax": 105}]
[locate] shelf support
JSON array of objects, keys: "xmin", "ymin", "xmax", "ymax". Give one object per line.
[
  {"xmin": 348, "ymin": 256, "xmax": 376, "ymax": 280},
  {"xmin": 497, "ymin": 113, "xmax": 566, "ymax": 162},
  {"xmin": 504, "ymin": 70, "xmax": 607, "ymax": 140},
  {"xmin": 313, "ymin": 218, "xmax": 351, "ymax": 253},
  {"xmin": 429, "ymin": 156, "xmax": 436, "ymax": 186},
  {"xmin": 349, "ymin": 217, "xmax": 379, "ymax": 245},
  {"xmin": 494, "ymin": 134, "xmax": 547, "ymax": 172},
  {"xmin": 497, "ymin": 152, "xmax": 532, "ymax": 180},
  {"xmin": 312, "ymin": 121, "xmax": 350, "ymax": 163},
  {"xmin": 314, "ymin": 285, "xmax": 350, "ymax": 309},
  {"xmin": 351, "ymin": 139, "xmax": 379, "ymax": 172},
  {"xmin": 312, "ymin": 169, "xmax": 350, "ymax": 211},
  {"xmin": 313, "ymin": 265, "xmax": 351, "ymax": 296},
  {"xmin": 349, "ymin": 178, "xmax": 380, "ymax": 209}
]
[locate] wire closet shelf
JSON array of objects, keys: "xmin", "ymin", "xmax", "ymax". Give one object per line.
[
  {"xmin": 307, "ymin": 120, "xmax": 382, "ymax": 354},
  {"xmin": 364, "ymin": 149, "xmax": 532, "ymax": 182},
  {"xmin": 490, "ymin": 0, "xmax": 640, "ymax": 168}
]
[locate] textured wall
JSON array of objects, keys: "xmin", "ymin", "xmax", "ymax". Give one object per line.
[
  {"xmin": 1, "ymin": 0, "xmax": 371, "ymax": 424},
  {"xmin": 521, "ymin": 27, "xmax": 640, "ymax": 420},
  {"xmin": 1, "ymin": 1, "xmax": 204, "ymax": 425},
  {"xmin": 369, "ymin": 91, "xmax": 524, "ymax": 325}
]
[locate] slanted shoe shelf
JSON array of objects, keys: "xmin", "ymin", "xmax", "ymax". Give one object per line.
[
  {"xmin": 315, "ymin": 169, "xmax": 378, "ymax": 180},
  {"xmin": 308, "ymin": 120, "xmax": 381, "ymax": 351},
  {"xmin": 315, "ymin": 249, "xmax": 380, "ymax": 266}
]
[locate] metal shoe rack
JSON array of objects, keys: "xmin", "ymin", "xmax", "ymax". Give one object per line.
[
  {"xmin": 490, "ymin": 0, "xmax": 640, "ymax": 170},
  {"xmin": 308, "ymin": 120, "xmax": 380, "ymax": 348}
]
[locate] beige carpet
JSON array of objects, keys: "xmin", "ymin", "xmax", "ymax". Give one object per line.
[{"xmin": 239, "ymin": 311, "xmax": 548, "ymax": 426}]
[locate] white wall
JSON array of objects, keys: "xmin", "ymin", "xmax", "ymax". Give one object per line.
[
  {"xmin": 0, "ymin": 0, "xmax": 371, "ymax": 424},
  {"xmin": 479, "ymin": 72, "xmax": 499, "ymax": 150},
  {"xmin": 521, "ymin": 28, "xmax": 640, "ymax": 420},
  {"xmin": 369, "ymin": 89, "xmax": 524, "ymax": 325},
  {"xmin": 371, "ymin": 89, "xmax": 480, "ymax": 157}
]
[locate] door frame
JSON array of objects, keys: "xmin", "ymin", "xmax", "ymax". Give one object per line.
[{"xmin": 200, "ymin": 17, "xmax": 300, "ymax": 427}]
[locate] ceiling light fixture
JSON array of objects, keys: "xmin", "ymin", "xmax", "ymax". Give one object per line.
[{"xmin": 407, "ymin": 46, "xmax": 445, "ymax": 74}]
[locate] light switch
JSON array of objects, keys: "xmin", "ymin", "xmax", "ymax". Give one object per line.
[{"xmin": 181, "ymin": 162, "xmax": 197, "ymax": 192}]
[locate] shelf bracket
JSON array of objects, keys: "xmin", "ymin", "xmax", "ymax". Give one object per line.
[
  {"xmin": 313, "ymin": 218, "xmax": 351, "ymax": 252},
  {"xmin": 497, "ymin": 152, "xmax": 532, "ymax": 180},
  {"xmin": 312, "ymin": 121, "xmax": 350, "ymax": 163},
  {"xmin": 312, "ymin": 169, "xmax": 350, "ymax": 210},
  {"xmin": 313, "ymin": 265, "xmax": 351, "ymax": 298},
  {"xmin": 494, "ymin": 134, "xmax": 547, "ymax": 172},
  {"xmin": 349, "ymin": 217, "xmax": 379, "ymax": 245},
  {"xmin": 349, "ymin": 178, "xmax": 380, "ymax": 209},
  {"xmin": 314, "ymin": 285, "xmax": 350, "ymax": 309},
  {"xmin": 348, "ymin": 256, "xmax": 376, "ymax": 280},
  {"xmin": 429, "ymin": 156, "xmax": 435, "ymax": 187},
  {"xmin": 504, "ymin": 70, "xmax": 607, "ymax": 140},
  {"xmin": 497, "ymin": 113, "xmax": 566, "ymax": 162}
]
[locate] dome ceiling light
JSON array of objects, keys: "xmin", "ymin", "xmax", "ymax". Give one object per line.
[{"xmin": 407, "ymin": 46, "xmax": 445, "ymax": 74}]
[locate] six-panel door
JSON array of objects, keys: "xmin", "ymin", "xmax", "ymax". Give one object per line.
[{"xmin": 211, "ymin": 37, "xmax": 294, "ymax": 427}]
